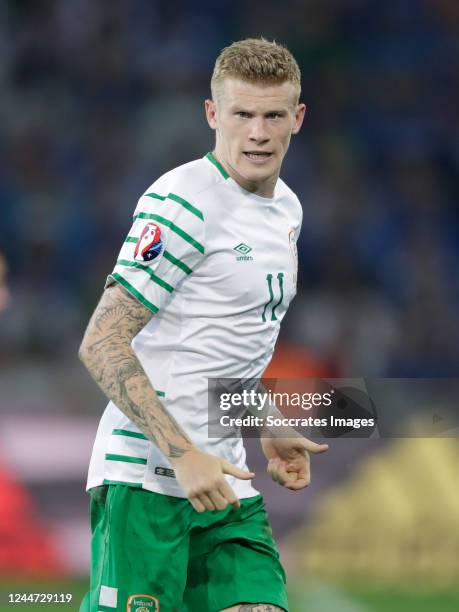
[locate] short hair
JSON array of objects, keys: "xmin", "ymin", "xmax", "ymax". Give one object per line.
[{"xmin": 211, "ymin": 38, "xmax": 301, "ymax": 103}]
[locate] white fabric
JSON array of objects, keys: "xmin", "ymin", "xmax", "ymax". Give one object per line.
[
  {"xmin": 86, "ymin": 154, "xmax": 302, "ymax": 498},
  {"xmin": 99, "ymin": 585, "xmax": 118, "ymax": 608}
]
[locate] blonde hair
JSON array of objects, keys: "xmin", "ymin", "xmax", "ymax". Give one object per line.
[{"xmin": 211, "ymin": 38, "xmax": 301, "ymax": 103}]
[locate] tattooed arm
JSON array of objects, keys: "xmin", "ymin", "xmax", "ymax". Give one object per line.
[
  {"xmin": 79, "ymin": 281, "xmax": 253, "ymax": 512},
  {"xmin": 78, "ymin": 281, "xmax": 192, "ymax": 459}
]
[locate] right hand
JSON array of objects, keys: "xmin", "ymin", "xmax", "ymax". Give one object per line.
[{"xmin": 171, "ymin": 447, "xmax": 254, "ymax": 513}]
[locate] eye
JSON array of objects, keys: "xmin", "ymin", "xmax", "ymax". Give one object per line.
[
  {"xmin": 236, "ymin": 111, "xmax": 251, "ymax": 118},
  {"xmin": 266, "ymin": 112, "xmax": 282, "ymax": 119}
]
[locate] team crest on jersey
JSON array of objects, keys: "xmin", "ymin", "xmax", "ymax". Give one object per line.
[
  {"xmin": 126, "ymin": 593, "xmax": 159, "ymax": 612},
  {"xmin": 134, "ymin": 222, "xmax": 163, "ymax": 262},
  {"xmin": 289, "ymin": 229, "xmax": 298, "ymax": 285}
]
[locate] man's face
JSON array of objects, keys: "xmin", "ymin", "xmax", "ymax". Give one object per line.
[
  {"xmin": 205, "ymin": 78, "xmax": 306, "ymax": 196},
  {"xmin": 124, "ymin": 373, "xmax": 150, "ymax": 408}
]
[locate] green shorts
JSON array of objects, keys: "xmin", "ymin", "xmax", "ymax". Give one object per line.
[{"xmin": 79, "ymin": 484, "xmax": 288, "ymax": 612}]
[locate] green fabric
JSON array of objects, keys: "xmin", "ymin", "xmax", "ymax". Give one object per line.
[
  {"xmin": 80, "ymin": 485, "xmax": 288, "ymax": 612},
  {"xmin": 205, "ymin": 152, "xmax": 229, "ymax": 180},
  {"xmin": 116, "ymin": 259, "xmax": 174, "ymax": 293},
  {"xmin": 110, "ymin": 273, "xmax": 159, "ymax": 313},
  {"xmin": 132, "ymin": 212, "xmax": 204, "ymax": 254}
]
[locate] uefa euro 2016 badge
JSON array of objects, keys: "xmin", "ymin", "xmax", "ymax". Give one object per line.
[
  {"xmin": 134, "ymin": 222, "xmax": 163, "ymax": 262},
  {"xmin": 126, "ymin": 593, "xmax": 159, "ymax": 611}
]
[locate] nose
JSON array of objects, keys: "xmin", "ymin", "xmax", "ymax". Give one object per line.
[{"xmin": 248, "ymin": 117, "xmax": 269, "ymax": 144}]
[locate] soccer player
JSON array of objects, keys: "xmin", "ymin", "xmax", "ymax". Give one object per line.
[{"xmin": 79, "ymin": 38, "xmax": 328, "ymax": 612}]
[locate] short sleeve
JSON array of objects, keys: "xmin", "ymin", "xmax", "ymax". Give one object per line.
[{"xmin": 109, "ymin": 187, "xmax": 205, "ymax": 313}]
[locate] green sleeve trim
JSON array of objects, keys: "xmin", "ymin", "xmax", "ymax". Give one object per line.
[
  {"xmin": 111, "ymin": 272, "xmax": 159, "ymax": 313},
  {"xmin": 156, "ymin": 390, "xmax": 165, "ymax": 397},
  {"xmin": 117, "ymin": 259, "xmax": 174, "ymax": 293},
  {"xmin": 162, "ymin": 250, "xmax": 193, "ymax": 275},
  {"xmin": 145, "ymin": 192, "xmax": 166, "ymax": 201},
  {"xmin": 133, "ymin": 212, "xmax": 204, "ymax": 253},
  {"xmin": 206, "ymin": 151, "xmax": 229, "ymax": 179},
  {"xmin": 105, "ymin": 453, "xmax": 147, "ymax": 465},
  {"xmin": 125, "ymin": 236, "xmax": 137, "ymax": 243},
  {"xmin": 112, "ymin": 429, "xmax": 148, "ymax": 440},
  {"xmin": 146, "ymin": 191, "xmax": 204, "ymax": 221},
  {"xmin": 102, "ymin": 479, "xmax": 143, "ymax": 488}
]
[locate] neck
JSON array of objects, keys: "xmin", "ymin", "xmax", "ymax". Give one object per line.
[{"xmin": 212, "ymin": 149, "xmax": 277, "ymax": 198}]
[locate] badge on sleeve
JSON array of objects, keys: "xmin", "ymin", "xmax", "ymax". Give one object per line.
[{"xmin": 134, "ymin": 222, "xmax": 163, "ymax": 262}]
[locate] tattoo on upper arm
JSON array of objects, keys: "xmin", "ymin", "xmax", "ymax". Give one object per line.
[{"xmin": 80, "ymin": 282, "xmax": 191, "ymax": 458}]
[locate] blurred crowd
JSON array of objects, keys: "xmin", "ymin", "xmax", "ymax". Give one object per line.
[{"xmin": 0, "ymin": 0, "xmax": 458, "ymax": 376}]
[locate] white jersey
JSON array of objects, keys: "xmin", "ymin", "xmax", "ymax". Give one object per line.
[{"xmin": 86, "ymin": 152, "xmax": 302, "ymax": 498}]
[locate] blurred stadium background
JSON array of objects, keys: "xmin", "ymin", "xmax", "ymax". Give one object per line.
[{"xmin": 0, "ymin": 0, "xmax": 458, "ymax": 610}]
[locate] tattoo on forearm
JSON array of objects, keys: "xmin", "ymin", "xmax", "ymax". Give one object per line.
[
  {"xmin": 168, "ymin": 444, "xmax": 188, "ymax": 458},
  {"xmin": 79, "ymin": 283, "xmax": 191, "ymax": 459}
]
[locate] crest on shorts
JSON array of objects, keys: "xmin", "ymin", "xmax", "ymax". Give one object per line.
[
  {"xmin": 134, "ymin": 222, "xmax": 163, "ymax": 262},
  {"xmin": 126, "ymin": 593, "xmax": 159, "ymax": 612}
]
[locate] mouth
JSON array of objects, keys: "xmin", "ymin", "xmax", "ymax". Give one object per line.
[{"xmin": 243, "ymin": 151, "xmax": 273, "ymax": 164}]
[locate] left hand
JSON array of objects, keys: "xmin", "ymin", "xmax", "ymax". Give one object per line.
[{"xmin": 261, "ymin": 436, "xmax": 329, "ymax": 490}]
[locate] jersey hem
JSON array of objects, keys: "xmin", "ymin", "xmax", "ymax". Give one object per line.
[{"xmin": 87, "ymin": 478, "xmax": 261, "ymax": 500}]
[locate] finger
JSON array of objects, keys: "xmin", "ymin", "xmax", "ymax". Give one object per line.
[
  {"xmin": 267, "ymin": 459, "xmax": 277, "ymax": 482},
  {"xmin": 276, "ymin": 461, "xmax": 291, "ymax": 486},
  {"xmin": 190, "ymin": 497, "xmax": 206, "ymax": 513},
  {"xmin": 208, "ymin": 489, "xmax": 229, "ymax": 511},
  {"xmin": 218, "ymin": 480, "xmax": 241, "ymax": 511},
  {"xmin": 286, "ymin": 464, "xmax": 310, "ymax": 490},
  {"xmin": 270, "ymin": 459, "xmax": 290, "ymax": 486},
  {"xmin": 220, "ymin": 459, "xmax": 255, "ymax": 480},
  {"xmin": 298, "ymin": 439, "xmax": 329, "ymax": 454},
  {"xmin": 267, "ymin": 459, "xmax": 282, "ymax": 484},
  {"xmin": 199, "ymin": 492, "xmax": 216, "ymax": 511},
  {"xmin": 285, "ymin": 477, "xmax": 309, "ymax": 490}
]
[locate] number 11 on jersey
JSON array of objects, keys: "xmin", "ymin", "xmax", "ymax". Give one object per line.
[{"xmin": 262, "ymin": 272, "xmax": 284, "ymax": 322}]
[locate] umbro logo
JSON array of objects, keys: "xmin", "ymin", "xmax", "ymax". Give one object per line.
[
  {"xmin": 233, "ymin": 243, "xmax": 254, "ymax": 261},
  {"xmin": 234, "ymin": 243, "xmax": 252, "ymax": 255}
]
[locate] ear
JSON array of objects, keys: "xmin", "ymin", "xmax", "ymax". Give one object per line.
[
  {"xmin": 292, "ymin": 103, "xmax": 306, "ymax": 135},
  {"xmin": 205, "ymin": 99, "xmax": 218, "ymax": 130}
]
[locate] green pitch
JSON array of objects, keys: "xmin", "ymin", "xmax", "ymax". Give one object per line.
[{"xmin": 289, "ymin": 579, "xmax": 459, "ymax": 612}]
